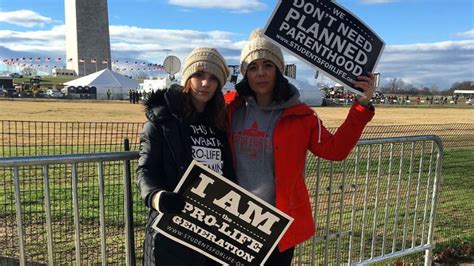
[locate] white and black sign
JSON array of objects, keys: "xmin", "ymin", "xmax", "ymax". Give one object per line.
[
  {"xmin": 189, "ymin": 124, "xmax": 224, "ymax": 175},
  {"xmin": 152, "ymin": 160, "xmax": 293, "ymax": 265},
  {"xmin": 264, "ymin": 0, "xmax": 385, "ymax": 94}
]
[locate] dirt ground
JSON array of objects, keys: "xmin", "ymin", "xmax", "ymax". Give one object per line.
[{"xmin": 1, "ymin": 99, "xmax": 473, "ymax": 127}]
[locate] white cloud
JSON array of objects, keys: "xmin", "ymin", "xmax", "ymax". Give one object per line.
[
  {"xmin": 0, "ymin": 25, "xmax": 240, "ymax": 57},
  {"xmin": 281, "ymin": 40, "xmax": 474, "ymax": 89},
  {"xmin": 385, "ymin": 40, "xmax": 474, "ymax": 52},
  {"xmin": 1, "ymin": 24, "xmax": 472, "ymax": 89},
  {"xmin": 0, "ymin": 10, "xmax": 52, "ymax": 27},
  {"xmin": 376, "ymin": 40, "xmax": 474, "ymax": 88},
  {"xmin": 455, "ymin": 29, "xmax": 474, "ymax": 38},
  {"xmin": 168, "ymin": 0, "xmax": 266, "ymax": 12},
  {"xmin": 0, "ymin": 25, "xmax": 66, "ymax": 54},
  {"xmin": 108, "ymin": 25, "xmax": 241, "ymax": 61}
]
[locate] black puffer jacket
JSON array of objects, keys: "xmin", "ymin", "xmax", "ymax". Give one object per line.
[{"xmin": 137, "ymin": 85, "xmax": 235, "ymax": 265}]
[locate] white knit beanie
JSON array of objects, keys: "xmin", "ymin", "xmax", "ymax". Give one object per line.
[
  {"xmin": 181, "ymin": 47, "xmax": 230, "ymax": 88},
  {"xmin": 240, "ymin": 29, "xmax": 285, "ymax": 76}
]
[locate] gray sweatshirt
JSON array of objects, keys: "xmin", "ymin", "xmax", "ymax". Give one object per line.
[{"xmin": 231, "ymin": 84, "xmax": 301, "ymax": 205}]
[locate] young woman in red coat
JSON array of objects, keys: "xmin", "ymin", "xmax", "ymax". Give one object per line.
[{"xmin": 225, "ymin": 29, "xmax": 376, "ymax": 265}]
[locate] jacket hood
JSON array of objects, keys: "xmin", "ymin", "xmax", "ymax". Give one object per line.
[{"xmin": 144, "ymin": 84, "xmax": 183, "ymax": 122}]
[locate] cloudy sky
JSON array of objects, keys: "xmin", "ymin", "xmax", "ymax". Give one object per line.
[{"xmin": 0, "ymin": 0, "xmax": 473, "ymax": 89}]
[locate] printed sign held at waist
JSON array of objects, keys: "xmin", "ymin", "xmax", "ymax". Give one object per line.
[{"xmin": 190, "ymin": 173, "xmax": 281, "ymax": 235}]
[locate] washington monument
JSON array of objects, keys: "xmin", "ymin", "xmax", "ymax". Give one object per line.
[{"xmin": 65, "ymin": 0, "xmax": 112, "ymax": 76}]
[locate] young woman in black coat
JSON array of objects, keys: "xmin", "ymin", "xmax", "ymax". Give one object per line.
[{"xmin": 137, "ymin": 48, "xmax": 235, "ymax": 265}]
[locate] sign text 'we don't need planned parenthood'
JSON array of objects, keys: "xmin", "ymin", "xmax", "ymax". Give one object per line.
[{"xmin": 264, "ymin": 0, "xmax": 385, "ymax": 94}]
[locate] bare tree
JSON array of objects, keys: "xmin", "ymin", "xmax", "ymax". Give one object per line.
[
  {"xmin": 21, "ymin": 67, "xmax": 37, "ymax": 76},
  {"xmin": 382, "ymin": 78, "xmax": 406, "ymax": 93}
]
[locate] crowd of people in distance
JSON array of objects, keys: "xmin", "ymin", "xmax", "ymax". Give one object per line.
[
  {"xmin": 322, "ymin": 87, "xmax": 470, "ymax": 106},
  {"xmin": 129, "ymin": 89, "xmax": 142, "ymax": 104}
]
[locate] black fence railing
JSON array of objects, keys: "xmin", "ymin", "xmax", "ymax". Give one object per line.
[
  {"xmin": 0, "ymin": 121, "xmax": 143, "ymax": 157},
  {"xmin": 1, "ymin": 122, "xmax": 472, "ymax": 157}
]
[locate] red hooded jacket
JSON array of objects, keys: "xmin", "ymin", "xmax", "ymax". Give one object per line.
[{"xmin": 225, "ymin": 91, "xmax": 374, "ymax": 251}]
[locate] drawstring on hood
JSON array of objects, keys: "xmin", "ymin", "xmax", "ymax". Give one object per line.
[{"xmin": 317, "ymin": 113, "xmax": 322, "ymax": 143}]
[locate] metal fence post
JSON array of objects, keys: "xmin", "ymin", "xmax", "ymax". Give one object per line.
[
  {"xmin": 425, "ymin": 137, "xmax": 443, "ymax": 266},
  {"xmin": 42, "ymin": 165, "xmax": 54, "ymax": 266},
  {"xmin": 98, "ymin": 162, "xmax": 108, "ymax": 266},
  {"xmin": 124, "ymin": 138, "xmax": 136, "ymax": 266},
  {"xmin": 13, "ymin": 167, "xmax": 26, "ymax": 266},
  {"xmin": 71, "ymin": 163, "xmax": 82, "ymax": 265}
]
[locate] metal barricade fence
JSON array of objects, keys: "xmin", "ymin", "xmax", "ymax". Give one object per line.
[
  {"xmin": 0, "ymin": 135, "xmax": 442, "ymax": 265},
  {"xmin": 0, "ymin": 152, "xmax": 140, "ymax": 266},
  {"xmin": 295, "ymin": 135, "xmax": 443, "ymax": 265}
]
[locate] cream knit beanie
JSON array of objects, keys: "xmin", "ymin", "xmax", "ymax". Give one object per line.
[
  {"xmin": 240, "ymin": 29, "xmax": 285, "ymax": 76},
  {"xmin": 181, "ymin": 47, "xmax": 229, "ymax": 88}
]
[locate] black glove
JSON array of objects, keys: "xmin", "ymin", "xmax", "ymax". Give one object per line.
[{"xmin": 159, "ymin": 192, "xmax": 185, "ymax": 214}]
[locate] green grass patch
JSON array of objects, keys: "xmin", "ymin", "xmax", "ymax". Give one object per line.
[{"xmin": 14, "ymin": 76, "xmax": 76, "ymax": 86}]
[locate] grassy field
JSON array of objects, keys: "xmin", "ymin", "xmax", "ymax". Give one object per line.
[
  {"xmin": 1, "ymin": 99, "xmax": 473, "ymax": 126},
  {"xmin": 13, "ymin": 76, "xmax": 76, "ymax": 86}
]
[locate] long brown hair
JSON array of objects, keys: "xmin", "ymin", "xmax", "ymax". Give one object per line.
[
  {"xmin": 181, "ymin": 78, "xmax": 227, "ymax": 131},
  {"xmin": 235, "ymin": 68, "xmax": 291, "ymax": 104}
]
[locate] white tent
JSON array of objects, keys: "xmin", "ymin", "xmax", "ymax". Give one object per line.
[
  {"xmin": 64, "ymin": 69, "xmax": 139, "ymax": 99},
  {"xmin": 286, "ymin": 77, "xmax": 323, "ymax": 106}
]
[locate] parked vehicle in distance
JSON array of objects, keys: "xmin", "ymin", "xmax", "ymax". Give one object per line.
[
  {"xmin": 46, "ymin": 88, "xmax": 63, "ymax": 98},
  {"xmin": 61, "ymin": 86, "xmax": 73, "ymax": 95},
  {"xmin": 35, "ymin": 90, "xmax": 46, "ymax": 98},
  {"xmin": 0, "ymin": 76, "xmax": 18, "ymax": 97},
  {"xmin": 9, "ymin": 73, "xmax": 23, "ymax": 78},
  {"xmin": 30, "ymin": 76, "xmax": 41, "ymax": 84},
  {"xmin": 0, "ymin": 87, "xmax": 19, "ymax": 98}
]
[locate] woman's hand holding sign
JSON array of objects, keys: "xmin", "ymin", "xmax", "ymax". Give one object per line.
[
  {"xmin": 153, "ymin": 191, "xmax": 185, "ymax": 214},
  {"xmin": 353, "ymin": 72, "xmax": 375, "ymax": 108}
]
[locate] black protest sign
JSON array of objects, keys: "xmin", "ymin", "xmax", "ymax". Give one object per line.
[
  {"xmin": 264, "ymin": 0, "xmax": 385, "ymax": 94},
  {"xmin": 152, "ymin": 160, "xmax": 293, "ymax": 266}
]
